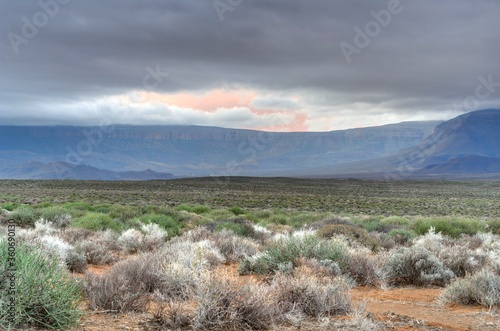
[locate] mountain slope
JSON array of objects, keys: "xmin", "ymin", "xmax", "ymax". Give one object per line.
[
  {"xmin": 0, "ymin": 121, "xmax": 439, "ymax": 178},
  {"xmin": 294, "ymin": 109, "xmax": 500, "ymax": 179},
  {"xmin": 0, "ymin": 161, "xmax": 174, "ymax": 180}
]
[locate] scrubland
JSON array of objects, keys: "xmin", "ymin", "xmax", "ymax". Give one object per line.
[{"xmin": 0, "ymin": 178, "xmax": 499, "ymax": 330}]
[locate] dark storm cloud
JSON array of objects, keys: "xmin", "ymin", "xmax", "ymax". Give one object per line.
[{"xmin": 0, "ymin": 0, "xmax": 499, "ymax": 128}]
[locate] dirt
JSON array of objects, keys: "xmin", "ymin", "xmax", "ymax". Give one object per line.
[
  {"xmin": 351, "ymin": 287, "xmax": 499, "ymax": 331},
  {"xmin": 69, "ymin": 264, "xmax": 499, "ymax": 331}
]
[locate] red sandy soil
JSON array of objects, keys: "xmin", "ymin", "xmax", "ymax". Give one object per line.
[{"xmin": 69, "ymin": 264, "xmax": 499, "ymax": 331}]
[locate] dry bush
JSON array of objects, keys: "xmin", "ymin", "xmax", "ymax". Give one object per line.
[
  {"xmin": 269, "ymin": 271, "xmax": 352, "ymax": 319},
  {"xmin": 346, "ymin": 251, "xmax": 383, "ymax": 286},
  {"xmin": 59, "ymin": 227, "xmax": 95, "ymax": 244},
  {"xmin": 118, "ymin": 228, "xmax": 143, "ymax": 254},
  {"xmin": 159, "ymin": 262, "xmax": 200, "ymax": 301},
  {"xmin": 193, "ymin": 274, "xmax": 272, "ymax": 330},
  {"xmin": 141, "ymin": 223, "xmax": 168, "ymax": 251},
  {"xmin": 163, "ymin": 238, "xmax": 226, "ymax": 270},
  {"xmin": 317, "ymin": 224, "xmax": 382, "ymax": 251},
  {"xmin": 297, "ymin": 257, "xmax": 341, "ymax": 278},
  {"xmin": 210, "ymin": 229, "xmax": 260, "ymax": 263},
  {"xmin": 385, "ymin": 246, "xmax": 454, "ymax": 286},
  {"xmin": 75, "ymin": 230, "xmax": 118, "ymax": 265},
  {"xmin": 84, "ymin": 254, "xmax": 161, "ymax": 312},
  {"xmin": 440, "ymin": 269, "xmax": 500, "ymax": 308}
]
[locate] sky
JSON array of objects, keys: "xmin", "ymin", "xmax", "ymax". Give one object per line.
[{"xmin": 1, "ymin": 0, "xmax": 500, "ymax": 132}]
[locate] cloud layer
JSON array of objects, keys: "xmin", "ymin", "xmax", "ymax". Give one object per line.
[{"xmin": 1, "ymin": 0, "xmax": 499, "ymax": 130}]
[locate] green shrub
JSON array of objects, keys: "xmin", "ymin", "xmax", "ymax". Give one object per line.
[
  {"xmin": 94, "ymin": 204, "xmax": 112, "ymax": 214},
  {"xmin": 239, "ymin": 234, "xmax": 349, "ymax": 275},
  {"xmin": 412, "ymin": 218, "xmax": 486, "ymax": 238},
  {"xmin": 39, "ymin": 206, "xmax": 72, "ymax": 227},
  {"xmin": 63, "ymin": 202, "xmax": 94, "ymax": 212},
  {"xmin": 0, "ymin": 241, "xmax": 82, "ymax": 330},
  {"xmin": 140, "ymin": 214, "xmax": 183, "ymax": 237},
  {"xmin": 109, "ymin": 205, "xmax": 142, "ymax": 221},
  {"xmin": 191, "ymin": 205, "xmax": 211, "ymax": 214},
  {"xmin": 229, "ymin": 206, "xmax": 246, "ymax": 216},
  {"xmin": 0, "ymin": 203, "xmax": 20, "ymax": 212},
  {"xmin": 356, "ymin": 216, "xmax": 384, "ymax": 232},
  {"xmin": 380, "ymin": 216, "xmax": 411, "ymax": 227},
  {"xmin": 486, "ymin": 219, "xmax": 500, "ymax": 235},
  {"xmin": 71, "ymin": 213, "xmax": 122, "ymax": 232},
  {"xmin": 441, "ymin": 269, "xmax": 500, "ymax": 308},
  {"xmin": 175, "ymin": 204, "xmax": 194, "ymax": 212},
  {"xmin": 9, "ymin": 206, "xmax": 40, "ymax": 227}
]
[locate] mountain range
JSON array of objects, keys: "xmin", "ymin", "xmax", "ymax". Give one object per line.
[{"xmin": 0, "ymin": 109, "xmax": 498, "ymax": 180}]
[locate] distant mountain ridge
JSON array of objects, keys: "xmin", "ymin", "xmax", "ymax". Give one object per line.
[
  {"xmin": 291, "ymin": 109, "xmax": 500, "ymax": 179},
  {"xmin": 0, "ymin": 121, "xmax": 439, "ymax": 179},
  {"xmin": 0, "ymin": 161, "xmax": 174, "ymax": 180},
  {"xmin": 1, "ymin": 110, "xmax": 498, "ymax": 180}
]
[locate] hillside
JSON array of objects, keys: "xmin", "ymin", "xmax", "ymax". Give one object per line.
[
  {"xmin": 0, "ymin": 121, "xmax": 438, "ymax": 178},
  {"xmin": 295, "ymin": 109, "xmax": 500, "ymax": 179}
]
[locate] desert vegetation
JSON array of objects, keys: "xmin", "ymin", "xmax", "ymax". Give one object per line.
[{"xmin": 0, "ymin": 178, "xmax": 499, "ymax": 330}]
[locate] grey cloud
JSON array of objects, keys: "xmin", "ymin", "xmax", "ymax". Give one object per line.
[{"xmin": 1, "ymin": 0, "xmax": 499, "ymax": 127}]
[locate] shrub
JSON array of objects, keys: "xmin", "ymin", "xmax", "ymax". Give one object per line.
[
  {"xmin": 1, "ymin": 202, "xmax": 19, "ymax": 211},
  {"xmin": 296, "ymin": 258, "xmax": 341, "ymax": 278},
  {"xmin": 346, "ymin": 251, "xmax": 382, "ymax": 286},
  {"xmin": 163, "ymin": 239, "xmax": 225, "ymax": 270},
  {"xmin": 39, "ymin": 206, "xmax": 72, "ymax": 228},
  {"xmin": 441, "ymin": 269, "xmax": 500, "ymax": 308},
  {"xmin": 309, "ymin": 216, "xmax": 357, "ymax": 229},
  {"xmin": 140, "ymin": 214, "xmax": 182, "ymax": 237},
  {"xmin": 9, "ymin": 206, "xmax": 40, "ymax": 226},
  {"xmin": 486, "ymin": 218, "xmax": 500, "ymax": 235},
  {"xmin": 0, "ymin": 241, "xmax": 82, "ymax": 330},
  {"xmin": 212, "ymin": 218, "xmax": 256, "ymax": 238},
  {"xmin": 63, "ymin": 202, "xmax": 94, "ymax": 212},
  {"xmin": 239, "ymin": 234, "xmax": 349, "ymax": 275},
  {"xmin": 75, "ymin": 230, "xmax": 118, "ymax": 265},
  {"xmin": 59, "ymin": 227, "xmax": 95, "ymax": 245},
  {"xmin": 229, "ymin": 205, "xmax": 246, "ymax": 216},
  {"xmin": 412, "ymin": 217, "xmax": 486, "ymax": 238},
  {"xmin": 193, "ymin": 274, "xmax": 272, "ymax": 330},
  {"xmin": 159, "ymin": 262, "xmax": 200, "ymax": 300},
  {"xmin": 141, "ymin": 223, "xmax": 168, "ymax": 251},
  {"xmin": 210, "ymin": 230, "xmax": 260, "ymax": 263},
  {"xmin": 385, "ymin": 246, "xmax": 454, "ymax": 286},
  {"xmin": 85, "ymin": 254, "xmax": 161, "ymax": 312},
  {"xmin": 388, "ymin": 229, "xmax": 415, "ymax": 245},
  {"xmin": 118, "ymin": 229, "xmax": 143, "ymax": 254},
  {"xmin": 316, "ymin": 224, "xmax": 381, "ymax": 251},
  {"xmin": 72, "ymin": 213, "xmax": 122, "ymax": 232},
  {"xmin": 109, "ymin": 205, "xmax": 142, "ymax": 221},
  {"xmin": 191, "ymin": 205, "xmax": 211, "ymax": 214},
  {"xmin": 270, "ymin": 273, "xmax": 352, "ymax": 318}
]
